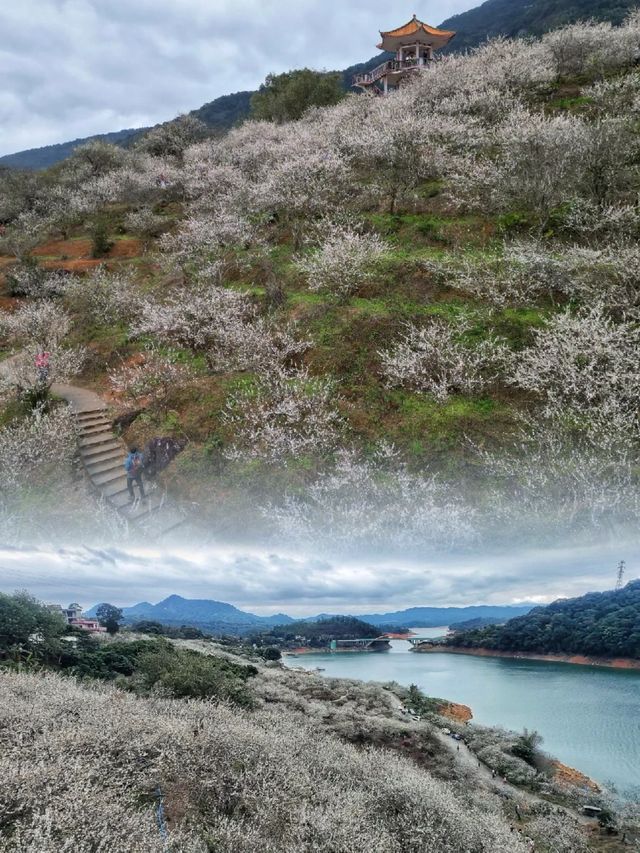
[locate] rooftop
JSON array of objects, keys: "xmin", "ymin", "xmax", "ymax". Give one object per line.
[{"xmin": 378, "ymin": 14, "xmax": 456, "ymax": 51}]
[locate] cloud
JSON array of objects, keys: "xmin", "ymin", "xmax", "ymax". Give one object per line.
[
  {"xmin": 0, "ymin": 0, "xmax": 473, "ymax": 156},
  {"xmin": 0, "ymin": 540, "xmax": 635, "ymax": 616}
]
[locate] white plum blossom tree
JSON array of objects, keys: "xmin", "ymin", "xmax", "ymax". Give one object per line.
[
  {"xmin": 380, "ymin": 316, "xmax": 507, "ymax": 402},
  {"xmin": 108, "ymin": 349, "xmax": 196, "ymax": 411},
  {"xmin": 63, "ymin": 266, "xmax": 134, "ymax": 326},
  {"xmin": 0, "ymin": 301, "xmax": 71, "ymax": 348},
  {"xmin": 510, "ymin": 303, "xmax": 640, "ymax": 437},
  {"xmin": 224, "ymin": 368, "xmax": 342, "ymax": 463},
  {"xmin": 133, "ymin": 284, "xmax": 307, "ymax": 374},
  {"xmin": 295, "ymin": 224, "xmax": 388, "ymax": 299},
  {"xmin": 270, "ymin": 444, "xmax": 477, "ymax": 551}
]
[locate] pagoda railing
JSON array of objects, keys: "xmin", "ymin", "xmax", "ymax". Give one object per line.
[{"xmin": 353, "ymin": 57, "xmax": 428, "ymax": 87}]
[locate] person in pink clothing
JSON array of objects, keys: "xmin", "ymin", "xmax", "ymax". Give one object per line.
[{"xmin": 35, "ymin": 351, "xmax": 51, "ymax": 384}]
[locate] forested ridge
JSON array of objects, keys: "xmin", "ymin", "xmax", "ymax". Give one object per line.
[
  {"xmin": 439, "ymin": 0, "xmax": 640, "ymax": 52},
  {"xmin": 448, "ymin": 581, "xmax": 640, "ymax": 658}
]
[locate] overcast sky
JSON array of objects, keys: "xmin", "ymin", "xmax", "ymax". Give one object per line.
[
  {"xmin": 0, "ymin": 541, "xmax": 635, "ymax": 615},
  {"xmin": 0, "ymin": 0, "xmax": 475, "ymax": 157}
]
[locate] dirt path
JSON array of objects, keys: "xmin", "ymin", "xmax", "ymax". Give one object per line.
[
  {"xmin": 431, "ymin": 727, "xmax": 602, "ymax": 835},
  {"xmin": 386, "ymin": 688, "xmax": 599, "ymax": 834}
]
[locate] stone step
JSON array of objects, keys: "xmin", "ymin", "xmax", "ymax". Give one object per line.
[
  {"xmin": 126, "ymin": 496, "xmax": 164, "ymax": 522},
  {"xmin": 79, "ymin": 432, "xmax": 120, "ymax": 449},
  {"xmin": 75, "ymin": 407, "xmax": 108, "ymax": 420},
  {"xmin": 77, "ymin": 414, "xmax": 112, "ymax": 430},
  {"xmin": 109, "ymin": 491, "xmax": 133, "ymax": 509},
  {"xmin": 81, "ymin": 440, "xmax": 123, "ymax": 460},
  {"xmin": 83, "ymin": 447, "xmax": 124, "ymax": 469},
  {"xmin": 78, "ymin": 423, "xmax": 113, "ymax": 438},
  {"xmin": 85, "ymin": 454, "xmax": 126, "ymax": 477},
  {"xmin": 91, "ymin": 466, "xmax": 126, "ymax": 487},
  {"xmin": 101, "ymin": 477, "xmax": 130, "ymax": 498}
]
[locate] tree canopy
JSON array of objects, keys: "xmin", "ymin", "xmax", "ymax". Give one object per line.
[
  {"xmin": 250, "ymin": 69, "xmax": 345, "ymax": 123},
  {"xmin": 448, "ymin": 580, "xmax": 640, "ymax": 658},
  {"xmin": 0, "ymin": 591, "xmax": 66, "ymax": 661},
  {"xmin": 95, "ymin": 603, "xmax": 124, "ymax": 635}
]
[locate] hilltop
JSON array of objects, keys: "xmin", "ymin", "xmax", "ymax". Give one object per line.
[
  {"xmin": 447, "ymin": 581, "xmax": 640, "ymax": 658},
  {"xmin": 2, "ymin": 0, "xmax": 637, "ymax": 170}
]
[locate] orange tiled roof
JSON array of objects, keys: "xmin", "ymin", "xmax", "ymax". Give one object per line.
[{"xmin": 379, "ymin": 16, "xmax": 455, "ymax": 41}]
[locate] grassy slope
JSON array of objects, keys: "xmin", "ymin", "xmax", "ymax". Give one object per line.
[{"xmin": 0, "ymin": 79, "xmax": 585, "ymax": 525}]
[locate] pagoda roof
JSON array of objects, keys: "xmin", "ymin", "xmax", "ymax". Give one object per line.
[{"xmin": 377, "ymin": 14, "xmax": 455, "ymax": 51}]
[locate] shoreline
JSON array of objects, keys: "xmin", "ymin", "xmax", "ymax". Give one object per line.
[{"xmin": 412, "ymin": 645, "xmax": 640, "ymax": 670}]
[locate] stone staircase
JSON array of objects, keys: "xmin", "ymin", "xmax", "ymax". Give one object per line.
[
  {"xmin": 53, "ymin": 383, "xmax": 187, "ymax": 537},
  {"xmin": 0, "ymin": 352, "xmax": 187, "ymax": 538}
]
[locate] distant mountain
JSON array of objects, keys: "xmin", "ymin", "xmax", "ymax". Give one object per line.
[
  {"xmin": 449, "ymin": 581, "xmax": 640, "ymax": 658},
  {"xmin": 86, "ymin": 596, "xmax": 534, "ymax": 635},
  {"xmin": 87, "ymin": 594, "xmax": 294, "ymax": 634},
  {"xmin": 448, "ymin": 616, "xmax": 510, "ymax": 632},
  {"xmin": 3, "ymin": 0, "xmax": 635, "ymax": 170},
  {"xmin": 0, "ymin": 127, "xmax": 145, "ymax": 171},
  {"xmin": 359, "ymin": 604, "xmax": 534, "ymax": 627},
  {"xmin": 190, "ymin": 90, "xmax": 254, "ymax": 127}
]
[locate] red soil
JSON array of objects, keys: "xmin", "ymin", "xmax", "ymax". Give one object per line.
[
  {"xmin": 41, "ymin": 258, "xmax": 104, "ymax": 273},
  {"xmin": 33, "ymin": 238, "xmax": 93, "ymax": 259},
  {"xmin": 0, "ymin": 296, "xmax": 22, "ymax": 311},
  {"xmin": 415, "ymin": 645, "xmax": 640, "ymax": 670},
  {"xmin": 551, "ymin": 760, "xmax": 600, "ymax": 791},
  {"xmin": 436, "ymin": 701, "xmax": 473, "ymax": 723},
  {"xmin": 33, "ymin": 237, "xmax": 142, "ymax": 260},
  {"xmin": 109, "ymin": 238, "xmax": 142, "ymax": 258},
  {"xmin": 30, "ymin": 236, "xmax": 142, "ymax": 278}
]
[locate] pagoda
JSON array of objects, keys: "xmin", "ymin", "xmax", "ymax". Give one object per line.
[{"xmin": 354, "ymin": 14, "xmax": 455, "ymax": 94}]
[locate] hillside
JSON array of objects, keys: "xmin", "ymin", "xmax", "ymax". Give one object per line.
[
  {"xmin": 0, "ymin": 128, "xmax": 145, "ymax": 170},
  {"xmin": 448, "ymin": 581, "xmax": 640, "ymax": 658},
  {"xmin": 3, "ymin": 0, "xmax": 636, "ymax": 170},
  {"xmin": 439, "ymin": 0, "xmax": 639, "ymax": 52},
  {"xmin": 0, "ymin": 588, "xmax": 632, "ymax": 852},
  {"xmin": 252, "ymin": 616, "xmax": 383, "ymax": 648},
  {"xmin": 448, "ymin": 615, "xmax": 511, "ymax": 632},
  {"xmin": 0, "ymin": 662, "xmax": 600, "ymax": 853},
  {"xmin": 2, "ymin": 15, "xmax": 640, "ymax": 549}
]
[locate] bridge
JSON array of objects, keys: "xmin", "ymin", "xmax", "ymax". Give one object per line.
[
  {"xmin": 408, "ymin": 637, "xmax": 447, "ymax": 647},
  {"xmin": 330, "ymin": 637, "xmax": 391, "ymax": 652}
]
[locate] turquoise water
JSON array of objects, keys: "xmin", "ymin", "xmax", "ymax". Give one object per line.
[{"xmin": 286, "ymin": 628, "xmax": 640, "ymax": 795}]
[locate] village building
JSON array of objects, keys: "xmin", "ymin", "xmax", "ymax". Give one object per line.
[
  {"xmin": 46, "ymin": 602, "xmax": 107, "ymax": 633},
  {"xmin": 354, "ymin": 14, "xmax": 455, "ymax": 94}
]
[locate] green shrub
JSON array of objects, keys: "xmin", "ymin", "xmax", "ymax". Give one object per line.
[{"xmin": 91, "ymin": 222, "xmax": 114, "ymax": 258}]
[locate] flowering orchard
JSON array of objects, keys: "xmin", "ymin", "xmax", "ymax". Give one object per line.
[{"xmin": 1, "ymin": 15, "xmax": 640, "ymax": 545}]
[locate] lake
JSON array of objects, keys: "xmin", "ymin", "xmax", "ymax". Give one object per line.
[{"xmin": 285, "ymin": 628, "xmax": 640, "ymax": 795}]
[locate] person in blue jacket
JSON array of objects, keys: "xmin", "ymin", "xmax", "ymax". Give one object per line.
[{"xmin": 124, "ymin": 446, "xmax": 146, "ymax": 502}]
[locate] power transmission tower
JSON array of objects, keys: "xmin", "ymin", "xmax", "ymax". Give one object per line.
[{"xmin": 615, "ymin": 560, "xmax": 626, "ymax": 590}]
